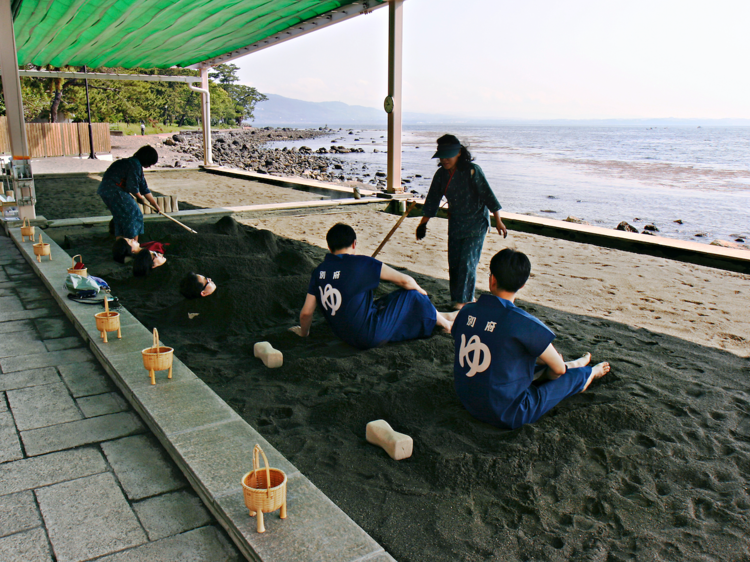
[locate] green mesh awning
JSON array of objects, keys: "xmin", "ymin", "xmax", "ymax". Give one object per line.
[{"xmin": 13, "ymin": 0, "xmax": 385, "ymax": 69}]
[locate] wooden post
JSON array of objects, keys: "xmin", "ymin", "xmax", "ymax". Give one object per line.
[
  {"xmin": 200, "ymin": 66, "xmax": 213, "ymax": 166},
  {"xmin": 386, "ymin": 0, "xmax": 404, "ymax": 194}
]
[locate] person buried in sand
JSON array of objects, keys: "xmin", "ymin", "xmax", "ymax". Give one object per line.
[
  {"xmin": 98, "ymin": 144, "xmax": 161, "ymax": 245},
  {"xmin": 112, "ymin": 238, "xmax": 169, "ymax": 264},
  {"xmin": 132, "ymin": 248, "xmax": 167, "ymax": 277},
  {"xmin": 179, "ymin": 272, "xmax": 217, "ymax": 299},
  {"xmin": 452, "ymin": 248, "xmax": 610, "ymax": 430},
  {"xmin": 291, "ymin": 223, "xmax": 458, "ymax": 350}
]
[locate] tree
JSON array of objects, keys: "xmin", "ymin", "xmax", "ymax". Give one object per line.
[{"xmin": 209, "ymin": 64, "xmax": 267, "ymax": 124}]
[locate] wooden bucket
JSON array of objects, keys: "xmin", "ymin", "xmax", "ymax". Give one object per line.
[
  {"xmin": 32, "ymin": 233, "xmax": 51, "ymax": 262},
  {"xmin": 67, "ymin": 254, "xmax": 88, "ymax": 277},
  {"xmin": 94, "ymin": 298, "xmax": 121, "ymax": 343},
  {"xmin": 141, "ymin": 328, "xmax": 173, "ymax": 385},
  {"xmin": 241, "ymin": 444, "xmax": 287, "ymax": 533},
  {"xmin": 20, "ymin": 218, "xmax": 35, "ymax": 242}
]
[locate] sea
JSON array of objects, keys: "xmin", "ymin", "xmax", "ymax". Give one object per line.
[{"xmin": 268, "ymin": 125, "xmax": 750, "ymax": 245}]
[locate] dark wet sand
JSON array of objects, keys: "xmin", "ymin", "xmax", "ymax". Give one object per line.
[{"xmin": 57, "ymin": 216, "xmax": 750, "ymax": 562}]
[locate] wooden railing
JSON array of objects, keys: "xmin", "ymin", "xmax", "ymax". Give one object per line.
[{"xmin": 0, "ymin": 116, "xmax": 111, "ymax": 157}]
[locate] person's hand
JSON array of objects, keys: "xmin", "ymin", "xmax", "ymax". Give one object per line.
[
  {"xmin": 289, "ymin": 325, "xmax": 306, "ymax": 337},
  {"xmin": 416, "ymin": 223, "xmax": 427, "ymax": 240},
  {"xmin": 153, "ymin": 205, "xmax": 162, "ymax": 213},
  {"xmin": 496, "ymin": 220, "xmax": 508, "ymax": 238}
]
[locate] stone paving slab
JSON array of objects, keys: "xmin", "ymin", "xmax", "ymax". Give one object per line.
[
  {"xmin": 0, "ymin": 366, "xmax": 62, "ymax": 392},
  {"xmin": 0, "ymin": 490, "xmax": 43, "ymax": 538},
  {"xmin": 0, "ymin": 306, "xmax": 61, "ymax": 323},
  {"xmin": 94, "ymin": 526, "xmax": 241, "ymax": 562},
  {"xmin": 77, "ymin": 392, "xmax": 129, "ymax": 417},
  {"xmin": 0, "ymin": 294, "xmax": 25, "ymax": 311},
  {"xmin": 0, "ymin": 447, "xmax": 107, "ymax": 495},
  {"xmin": 101, "ymin": 435, "xmax": 186, "ymax": 501},
  {"xmin": 36, "ymin": 472, "xmax": 147, "ymax": 562},
  {"xmin": 132, "ymin": 379, "xmax": 241, "ymax": 436},
  {"xmin": 133, "ymin": 490, "xmax": 212, "ymax": 541},
  {"xmin": 58, "ymin": 360, "xmax": 117, "ymax": 397},
  {"xmin": 34, "ymin": 317, "xmax": 81, "ymax": 340},
  {"xmin": 0, "ymin": 526, "xmax": 53, "ymax": 562},
  {"xmin": 0, "ymin": 332, "xmax": 46, "ymax": 358},
  {"xmin": 21, "ymin": 410, "xmax": 145, "ymax": 457},
  {"xmin": 43, "ymin": 336, "xmax": 84, "ymax": 352},
  {"xmin": 0, "ymin": 409, "xmax": 23, "ymax": 463},
  {"xmin": 7, "ymin": 382, "xmax": 83, "ymax": 431},
  {"xmin": 0, "ymin": 347, "xmax": 93, "ymax": 374}
]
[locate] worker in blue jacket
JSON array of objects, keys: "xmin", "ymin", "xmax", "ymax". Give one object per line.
[{"xmin": 453, "ymin": 248, "xmax": 610, "ymax": 429}]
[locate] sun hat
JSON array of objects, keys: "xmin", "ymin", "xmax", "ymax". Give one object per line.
[{"xmin": 431, "ymin": 142, "xmax": 462, "ymax": 159}]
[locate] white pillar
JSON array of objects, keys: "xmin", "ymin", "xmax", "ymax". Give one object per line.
[
  {"xmin": 386, "ymin": 0, "xmax": 404, "ymax": 194},
  {"xmin": 0, "ymin": 0, "xmax": 36, "ymax": 219},
  {"xmin": 200, "ymin": 66, "xmax": 213, "ymax": 166}
]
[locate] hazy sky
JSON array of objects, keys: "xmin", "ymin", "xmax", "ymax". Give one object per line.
[{"xmin": 235, "ymin": 0, "xmax": 750, "ymax": 120}]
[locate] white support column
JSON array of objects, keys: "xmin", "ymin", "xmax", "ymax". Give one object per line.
[
  {"xmin": 0, "ymin": 0, "xmax": 36, "ymax": 219},
  {"xmin": 199, "ymin": 66, "xmax": 213, "ymax": 166},
  {"xmin": 386, "ymin": 0, "xmax": 404, "ymax": 194}
]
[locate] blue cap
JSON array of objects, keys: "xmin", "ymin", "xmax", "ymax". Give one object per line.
[{"xmin": 431, "ymin": 143, "xmax": 461, "ymax": 159}]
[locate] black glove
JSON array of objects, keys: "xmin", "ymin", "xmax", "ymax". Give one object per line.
[{"xmin": 416, "ymin": 223, "xmax": 427, "ymax": 240}]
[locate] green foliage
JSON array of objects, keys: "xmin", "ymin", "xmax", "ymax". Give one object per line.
[{"xmin": 0, "ymin": 64, "xmax": 267, "ymax": 126}]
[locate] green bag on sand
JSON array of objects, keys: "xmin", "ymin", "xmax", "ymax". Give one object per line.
[{"xmin": 65, "ymin": 273, "xmax": 100, "ymax": 296}]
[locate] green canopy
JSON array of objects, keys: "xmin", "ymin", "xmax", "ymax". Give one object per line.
[{"xmin": 13, "ymin": 0, "xmax": 385, "ymax": 69}]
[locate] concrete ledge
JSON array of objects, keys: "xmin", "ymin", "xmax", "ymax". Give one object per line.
[{"xmin": 5, "ymin": 225, "xmax": 395, "ymax": 562}]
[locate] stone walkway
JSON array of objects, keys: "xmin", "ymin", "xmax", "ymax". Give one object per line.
[{"xmin": 0, "ymin": 234, "xmax": 242, "ymax": 561}]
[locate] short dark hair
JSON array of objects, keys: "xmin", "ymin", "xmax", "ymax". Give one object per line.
[
  {"xmin": 112, "ymin": 238, "xmax": 134, "ymax": 264},
  {"xmin": 490, "ymin": 248, "xmax": 531, "ymax": 292},
  {"xmin": 326, "ymin": 223, "xmax": 356, "ymax": 252},
  {"xmin": 133, "ymin": 250, "xmax": 154, "ymax": 277},
  {"xmin": 436, "ymin": 133, "xmax": 474, "ymax": 171},
  {"xmin": 133, "ymin": 145, "xmax": 158, "ymax": 168},
  {"xmin": 180, "ymin": 272, "xmax": 205, "ymax": 299}
]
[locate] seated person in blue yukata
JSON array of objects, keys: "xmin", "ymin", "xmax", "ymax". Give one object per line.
[
  {"xmin": 291, "ymin": 223, "xmax": 458, "ymax": 350},
  {"xmin": 452, "ymin": 248, "xmax": 610, "ymax": 430}
]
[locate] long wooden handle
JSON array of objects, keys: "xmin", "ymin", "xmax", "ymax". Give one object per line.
[
  {"xmin": 371, "ymin": 201, "xmax": 417, "ymax": 258},
  {"xmin": 131, "ymin": 194, "xmax": 197, "ymax": 234}
]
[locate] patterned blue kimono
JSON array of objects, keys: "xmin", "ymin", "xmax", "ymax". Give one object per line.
[
  {"xmin": 453, "ymin": 294, "xmax": 591, "ymax": 429},
  {"xmin": 308, "ymin": 254, "xmax": 437, "ymax": 350},
  {"xmin": 423, "ymin": 164, "xmax": 502, "ymax": 303},
  {"xmin": 97, "ymin": 158, "xmax": 151, "ymax": 238}
]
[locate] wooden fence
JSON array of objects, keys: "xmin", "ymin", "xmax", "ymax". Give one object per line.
[{"xmin": 0, "ymin": 116, "xmax": 111, "ymax": 157}]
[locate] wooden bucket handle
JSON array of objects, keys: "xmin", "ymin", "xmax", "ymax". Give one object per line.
[
  {"xmin": 71, "ymin": 254, "xmax": 83, "ymax": 268},
  {"xmin": 104, "ymin": 296, "xmax": 109, "ymax": 315},
  {"xmin": 38, "ymin": 233, "xmax": 43, "ymax": 244},
  {"xmin": 252, "ymin": 444, "xmax": 272, "ymax": 497},
  {"xmin": 152, "ymin": 328, "xmax": 159, "ymax": 357},
  {"xmin": 22, "ymin": 217, "xmax": 29, "ymax": 228}
]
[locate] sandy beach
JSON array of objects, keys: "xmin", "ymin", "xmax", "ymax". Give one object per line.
[{"xmin": 44, "ymin": 171, "xmax": 750, "ymax": 561}]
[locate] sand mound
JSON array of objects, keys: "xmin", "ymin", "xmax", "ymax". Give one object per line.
[{"xmin": 60, "ymin": 217, "xmax": 750, "ymax": 562}]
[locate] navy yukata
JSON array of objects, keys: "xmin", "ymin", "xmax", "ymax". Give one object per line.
[
  {"xmin": 97, "ymin": 158, "xmax": 151, "ymax": 238},
  {"xmin": 452, "ymin": 294, "xmax": 591, "ymax": 429},
  {"xmin": 423, "ymin": 164, "xmax": 502, "ymax": 304},
  {"xmin": 308, "ymin": 254, "xmax": 437, "ymax": 350}
]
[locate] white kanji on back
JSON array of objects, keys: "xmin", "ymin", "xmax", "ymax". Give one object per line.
[
  {"xmin": 458, "ymin": 334, "xmax": 491, "ymax": 377},
  {"xmin": 485, "ymin": 321, "xmax": 497, "ymax": 332},
  {"xmin": 466, "ymin": 315, "xmax": 476, "ymax": 328},
  {"xmin": 319, "ymin": 271, "xmax": 326, "ymax": 280},
  {"xmin": 333, "ymin": 271, "xmax": 341, "ymax": 279}
]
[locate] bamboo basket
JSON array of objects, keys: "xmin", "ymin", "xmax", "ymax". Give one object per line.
[
  {"xmin": 95, "ymin": 298, "xmax": 121, "ymax": 343},
  {"xmin": 67, "ymin": 254, "xmax": 88, "ymax": 277},
  {"xmin": 141, "ymin": 328, "xmax": 173, "ymax": 385},
  {"xmin": 32, "ymin": 233, "xmax": 51, "ymax": 262},
  {"xmin": 241, "ymin": 444, "xmax": 287, "ymax": 533},
  {"xmin": 20, "ymin": 218, "xmax": 35, "ymax": 242}
]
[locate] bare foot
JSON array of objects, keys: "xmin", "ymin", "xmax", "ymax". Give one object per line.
[
  {"xmin": 582, "ymin": 362, "xmax": 610, "ymax": 391},
  {"xmin": 565, "ymin": 352, "xmax": 591, "ymax": 370}
]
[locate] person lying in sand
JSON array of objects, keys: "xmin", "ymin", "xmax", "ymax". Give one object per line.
[
  {"xmin": 133, "ymin": 248, "xmax": 167, "ymax": 277},
  {"xmin": 179, "ymin": 272, "xmax": 217, "ymax": 299},
  {"xmin": 291, "ymin": 223, "xmax": 458, "ymax": 350},
  {"xmin": 453, "ymin": 248, "xmax": 610, "ymax": 429},
  {"xmin": 112, "ymin": 238, "xmax": 169, "ymax": 264}
]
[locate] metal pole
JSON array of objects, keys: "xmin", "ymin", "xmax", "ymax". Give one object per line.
[
  {"xmin": 0, "ymin": 0, "xmax": 36, "ymax": 220},
  {"xmin": 199, "ymin": 66, "xmax": 213, "ymax": 166},
  {"xmin": 386, "ymin": 0, "xmax": 404, "ymax": 194},
  {"xmin": 84, "ymin": 65, "xmax": 97, "ymax": 159}
]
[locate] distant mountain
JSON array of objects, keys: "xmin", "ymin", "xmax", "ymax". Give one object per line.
[
  {"xmin": 249, "ymin": 94, "xmax": 750, "ymax": 128},
  {"xmin": 251, "ymin": 94, "xmax": 456, "ymax": 127}
]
